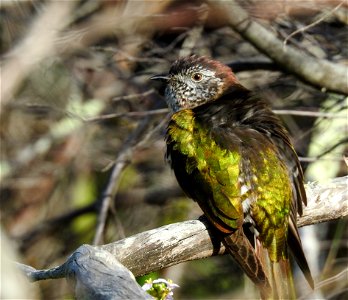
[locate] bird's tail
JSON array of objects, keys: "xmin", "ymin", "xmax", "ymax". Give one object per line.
[
  {"xmin": 256, "ymin": 241, "xmax": 296, "ymax": 299},
  {"xmin": 223, "ymin": 229, "xmax": 272, "ymax": 299}
]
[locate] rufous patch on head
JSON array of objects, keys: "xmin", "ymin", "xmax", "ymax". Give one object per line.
[
  {"xmin": 174, "ymin": 55, "xmax": 239, "ymax": 86},
  {"xmin": 201, "ymin": 56, "xmax": 239, "ymax": 87}
]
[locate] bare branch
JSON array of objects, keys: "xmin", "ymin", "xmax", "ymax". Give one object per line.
[
  {"xmin": 299, "ymin": 157, "xmax": 344, "ymax": 163},
  {"xmin": 299, "ymin": 268, "xmax": 348, "ymax": 300},
  {"xmin": 273, "ymin": 110, "xmax": 347, "ymax": 119},
  {"xmin": 21, "ymin": 176, "xmax": 347, "ymax": 282},
  {"xmin": 297, "ymin": 176, "xmax": 348, "ymax": 227},
  {"xmin": 101, "ymin": 176, "xmax": 348, "ymax": 277},
  {"xmin": 17, "ymin": 245, "xmax": 150, "ymax": 300},
  {"xmin": 213, "ymin": 0, "xmax": 348, "ymax": 94},
  {"xmin": 92, "ymin": 90, "xmax": 168, "ymax": 245},
  {"xmin": 93, "ymin": 115, "xmax": 157, "ymax": 245},
  {"xmin": 85, "ymin": 108, "xmax": 168, "ymax": 122},
  {"xmin": 111, "ymin": 89, "xmax": 156, "ymax": 102}
]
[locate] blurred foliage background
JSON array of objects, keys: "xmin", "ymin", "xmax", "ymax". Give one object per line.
[{"xmin": 1, "ymin": 0, "xmax": 347, "ymax": 299}]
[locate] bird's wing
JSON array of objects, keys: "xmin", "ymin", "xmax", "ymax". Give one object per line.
[
  {"xmin": 211, "ymin": 126, "xmax": 292, "ymax": 260},
  {"xmin": 212, "ymin": 121, "xmax": 313, "ymax": 288}
]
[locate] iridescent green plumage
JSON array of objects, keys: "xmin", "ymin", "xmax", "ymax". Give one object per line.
[
  {"xmin": 168, "ymin": 110, "xmax": 242, "ymax": 230},
  {"xmin": 167, "ymin": 108, "xmax": 292, "ymax": 263}
]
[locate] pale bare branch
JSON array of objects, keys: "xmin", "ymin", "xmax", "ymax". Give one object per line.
[{"xmin": 20, "ymin": 176, "xmax": 347, "ymax": 280}]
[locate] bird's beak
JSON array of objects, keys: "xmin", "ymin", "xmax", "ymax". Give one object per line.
[{"xmin": 150, "ymin": 74, "xmax": 170, "ymax": 82}]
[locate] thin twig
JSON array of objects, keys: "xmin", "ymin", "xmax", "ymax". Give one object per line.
[
  {"xmin": 273, "ymin": 109, "xmax": 347, "ymax": 119},
  {"xmin": 15, "ymin": 112, "xmax": 169, "ymax": 246},
  {"xmin": 93, "ymin": 155, "xmax": 128, "ymax": 245},
  {"xmin": 136, "ymin": 113, "xmax": 171, "ymax": 149},
  {"xmin": 146, "ymin": 32, "xmax": 188, "ymax": 55},
  {"xmin": 86, "ymin": 108, "xmax": 345, "ymax": 123},
  {"xmin": 299, "ymin": 137, "xmax": 347, "ymax": 162},
  {"xmin": 112, "ymin": 89, "xmax": 155, "ymax": 102},
  {"xmin": 92, "ymin": 112, "xmax": 157, "ymax": 245},
  {"xmin": 299, "ymin": 156, "xmax": 344, "ymax": 163},
  {"xmin": 91, "ymin": 46, "xmax": 168, "ymax": 64},
  {"xmin": 299, "ymin": 268, "xmax": 348, "ymax": 300},
  {"xmin": 314, "ymin": 137, "xmax": 348, "ymax": 159},
  {"xmin": 283, "ymin": 1, "xmax": 345, "ymax": 47},
  {"xmin": 93, "ymin": 99, "xmax": 168, "ymax": 245},
  {"xmin": 85, "ymin": 108, "xmax": 168, "ymax": 122}
]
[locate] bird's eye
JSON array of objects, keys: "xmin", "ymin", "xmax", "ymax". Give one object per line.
[{"xmin": 191, "ymin": 72, "xmax": 203, "ymax": 82}]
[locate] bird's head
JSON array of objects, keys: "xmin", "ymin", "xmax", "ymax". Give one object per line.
[{"xmin": 151, "ymin": 55, "xmax": 239, "ymax": 112}]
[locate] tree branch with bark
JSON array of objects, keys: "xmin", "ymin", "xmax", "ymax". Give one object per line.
[
  {"xmin": 212, "ymin": 0, "xmax": 348, "ymax": 95},
  {"xmin": 17, "ymin": 176, "xmax": 347, "ymax": 299}
]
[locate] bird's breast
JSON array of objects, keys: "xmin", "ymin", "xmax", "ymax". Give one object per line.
[{"xmin": 166, "ymin": 109, "xmax": 244, "ymax": 230}]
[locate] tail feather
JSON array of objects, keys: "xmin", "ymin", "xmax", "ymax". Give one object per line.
[
  {"xmin": 223, "ymin": 229, "xmax": 272, "ymax": 299},
  {"xmin": 256, "ymin": 240, "xmax": 296, "ymax": 299},
  {"xmin": 271, "ymin": 259, "xmax": 296, "ymax": 299},
  {"xmin": 288, "ymin": 218, "xmax": 314, "ymax": 289}
]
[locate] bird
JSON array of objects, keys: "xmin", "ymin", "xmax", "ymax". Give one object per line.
[{"xmin": 151, "ymin": 55, "xmax": 314, "ymax": 299}]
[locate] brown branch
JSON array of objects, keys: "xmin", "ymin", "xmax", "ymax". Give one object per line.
[{"xmin": 212, "ymin": 0, "xmax": 348, "ymax": 95}]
